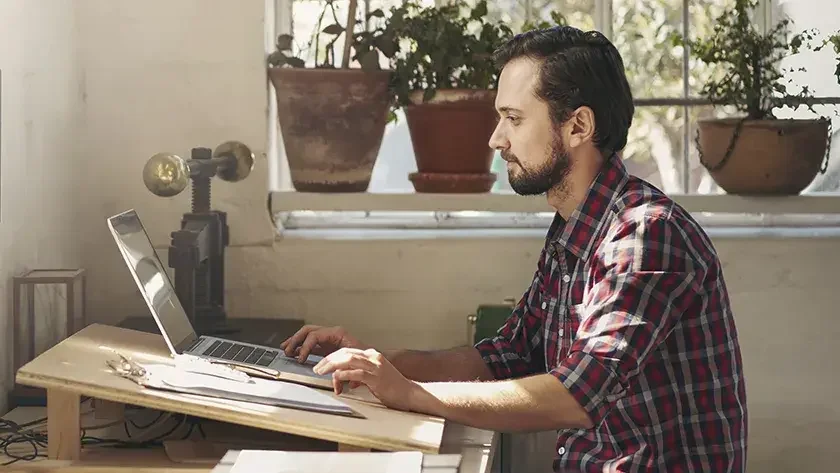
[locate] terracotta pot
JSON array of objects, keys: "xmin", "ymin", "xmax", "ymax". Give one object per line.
[
  {"xmin": 405, "ymin": 89, "xmax": 497, "ymax": 175},
  {"xmin": 408, "ymin": 172, "xmax": 496, "ymax": 193},
  {"xmin": 269, "ymin": 68, "xmax": 392, "ymax": 192},
  {"xmin": 697, "ymin": 118, "xmax": 830, "ymax": 195}
]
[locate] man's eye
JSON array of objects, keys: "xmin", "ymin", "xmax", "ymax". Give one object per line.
[{"xmin": 506, "ymin": 116, "xmax": 521, "ymax": 124}]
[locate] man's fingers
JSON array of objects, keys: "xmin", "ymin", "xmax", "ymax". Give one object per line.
[
  {"xmin": 314, "ymin": 352, "xmax": 376, "ymax": 375},
  {"xmin": 333, "ymin": 372, "xmax": 342, "ymax": 395},
  {"xmin": 310, "ymin": 344, "xmax": 329, "ymax": 356},
  {"xmin": 297, "ymin": 331, "xmax": 325, "ymax": 363},
  {"xmin": 313, "ymin": 348, "xmax": 364, "ymax": 372},
  {"xmin": 334, "ymin": 369, "xmax": 370, "ymax": 385},
  {"xmin": 281, "ymin": 325, "xmax": 321, "ymax": 357}
]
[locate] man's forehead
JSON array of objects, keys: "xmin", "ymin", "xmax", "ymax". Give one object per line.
[{"xmin": 496, "ymin": 57, "xmax": 540, "ymax": 109}]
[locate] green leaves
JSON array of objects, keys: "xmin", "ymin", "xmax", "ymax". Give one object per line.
[
  {"xmin": 826, "ymin": 32, "xmax": 840, "ymax": 85},
  {"xmin": 385, "ymin": 0, "xmax": 514, "ymax": 109},
  {"xmin": 322, "ymin": 24, "xmax": 344, "ymax": 35},
  {"xmin": 276, "ymin": 34, "xmax": 293, "ymax": 51},
  {"xmin": 470, "ymin": 1, "xmax": 488, "ymax": 21},
  {"xmin": 266, "ymin": 47, "xmax": 305, "ymax": 68},
  {"xmin": 359, "ymin": 50, "xmax": 380, "ymax": 71},
  {"xmin": 674, "ymin": 0, "xmax": 834, "ymax": 120},
  {"xmin": 268, "ymin": 33, "xmax": 305, "ymax": 68}
]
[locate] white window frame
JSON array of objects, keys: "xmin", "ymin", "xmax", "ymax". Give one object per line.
[{"xmin": 267, "ymin": 0, "xmax": 840, "ymax": 237}]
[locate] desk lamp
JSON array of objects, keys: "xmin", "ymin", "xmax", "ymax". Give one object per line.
[{"xmin": 142, "ymin": 141, "xmax": 254, "ymax": 336}]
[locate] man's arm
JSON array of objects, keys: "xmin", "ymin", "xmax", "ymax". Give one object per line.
[
  {"xmin": 411, "ymin": 374, "xmax": 593, "ymax": 432},
  {"xmin": 383, "ymin": 347, "xmax": 495, "ymax": 382},
  {"xmin": 549, "ymin": 213, "xmax": 704, "ymax": 427}
]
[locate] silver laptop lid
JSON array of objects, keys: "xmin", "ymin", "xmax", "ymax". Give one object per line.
[{"xmin": 106, "ymin": 209, "xmax": 198, "ymax": 355}]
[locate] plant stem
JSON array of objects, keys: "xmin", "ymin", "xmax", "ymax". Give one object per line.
[
  {"xmin": 341, "ymin": 0, "xmax": 358, "ymax": 69},
  {"xmin": 750, "ymin": 43, "xmax": 761, "ymax": 118},
  {"xmin": 313, "ymin": 2, "xmax": 329, "ymax": 67}
]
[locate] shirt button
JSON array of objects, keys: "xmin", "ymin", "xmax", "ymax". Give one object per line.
[
  {"xmin": 558, "ymin": 446, "xmax": 566, "ymax": 455},
  {"xmin": 562, "ymin": 275, "xmax": 571, "ymax": 283},
  {"xmin": 541, "ymin": 302, "xmax": 547, "ymax": 309}
]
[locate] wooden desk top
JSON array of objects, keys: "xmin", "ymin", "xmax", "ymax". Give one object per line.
[{"xmin": 15, "ymin": 324, "xmax": 446, "ymax": 453}]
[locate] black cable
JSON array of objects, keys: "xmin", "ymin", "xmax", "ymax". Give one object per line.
[
  {"xmin": 129, "ymin": 411, "xmax": 164, "ymax": 430},
  {"xmin": 0, "ymin": 420, "xmax": 48, "ymax": 466},
  {"xmin": 1, "ymin": 410, "xmax": 203, "ymax": 466}
]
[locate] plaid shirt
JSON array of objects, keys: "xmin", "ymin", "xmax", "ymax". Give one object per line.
[{"xmin": 475, "ymin": 154, "xmax": 748, "ymax": 473}]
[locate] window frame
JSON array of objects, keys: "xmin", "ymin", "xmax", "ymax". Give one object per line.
[{"xmin": 269, "ymin": 0, "xmax": 840, "ymax": 234}]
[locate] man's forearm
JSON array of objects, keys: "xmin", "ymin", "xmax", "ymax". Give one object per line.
[
  {"xmin": 383, "ymin": 346, "xmax": 495, "ymax": 383},
  {"xmin": 412, "ymin": 373, "xmax": 594, "ymax": 432}
]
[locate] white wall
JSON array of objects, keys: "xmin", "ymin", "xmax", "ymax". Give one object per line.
[
  {"xmin": 5, "ymin": 1, "xmax": 839, "ymax": 471},
  {"xmin": 0, "ymin": 0, "xmax": 86, "ymax": 413},
  {"xmin": 72, "ymin": 0, "xmax": 275, "ymax": 323}
]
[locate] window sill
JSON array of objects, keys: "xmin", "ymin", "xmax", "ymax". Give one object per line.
[
  {"xmin": 270, "ymin": 191, "xmax": 840, "ymax": 240},
  {"xmin": 275, "ymin": 227, "xmax": 840, "ymax": 241},
  {"xmin": 270, "ymin": 191, "xmax": 840, "ymax": 215}
]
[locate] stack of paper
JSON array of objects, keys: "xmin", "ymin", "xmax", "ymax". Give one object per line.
[
  {"xmin": 138, "ymin": 363, "xmax": 360, "ymax": 417},
  {"xmin": 212, "ymin": 450, "xmax": 462, "ymax": 473}
]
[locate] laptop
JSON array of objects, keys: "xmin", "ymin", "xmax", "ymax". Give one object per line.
[{"xmin": 106, "ymin": 209, "xmax": 333, "ymax": 390}]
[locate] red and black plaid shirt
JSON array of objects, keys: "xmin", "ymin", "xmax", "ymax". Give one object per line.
[{"xmin": 475, "ymin": 153, "xmax": 748, "ymax": 473}]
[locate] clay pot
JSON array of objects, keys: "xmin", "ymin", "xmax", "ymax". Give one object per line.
[
  {"xmin": 697, "ymin": 118, "xmax": 830, "ymax": 195},
  {"xmin": 269, "ymin": 68, "xmax": 392, "ymax": 192},
  {"xmin": 408, "ymin": 172, "xmax": 496, "ymax": 193},
  {"xmin": 405, "ymin": 89, "xmax": 498, "ymax": 175}
]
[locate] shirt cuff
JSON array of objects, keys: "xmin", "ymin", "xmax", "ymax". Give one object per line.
[
  {"xmin": 473, "ymin": 338, "xmax": 509, "ymax": 380},
  {"xmin": 550, "ymin": 351, "xmax": 627, "ymax": 426}
]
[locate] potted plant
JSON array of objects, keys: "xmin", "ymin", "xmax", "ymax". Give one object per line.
[
  {"xmin": 385, "ymin": 0, "xmax": 513, "ymax": 193},
  {"xmin": 825, "ymin": 32, "xmax": 840, "ymax": 85},
  {"xmin": 267, "ymin": 0, "xmax": 398, "ymax": 192},
  {"xmin": 674, "ymin": 0, "xmax": 832, "ymax": 195}
]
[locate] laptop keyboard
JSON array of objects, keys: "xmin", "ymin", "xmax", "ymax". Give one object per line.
[{"xmin": 202, "ymin": 340, "xmax": 277, "ymax": 367}]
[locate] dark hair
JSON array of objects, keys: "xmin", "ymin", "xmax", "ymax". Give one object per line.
[{"xmin": 493, "ymin": 25, "xmax": 634, "ymax": 155}]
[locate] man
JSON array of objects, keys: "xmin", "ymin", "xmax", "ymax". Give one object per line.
[{"xmin": 280, "ymin": 25, "xmax": 747, "ymax": 473}]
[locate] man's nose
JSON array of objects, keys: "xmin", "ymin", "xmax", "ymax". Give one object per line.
[{"xmin": 488, "ymin": 121, "xmax": 507, "ymax": 150}]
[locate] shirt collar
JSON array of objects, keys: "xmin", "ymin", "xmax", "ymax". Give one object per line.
[{"xmin": 545, "ymin": 153, "xmax": 630, "ymax": 261}]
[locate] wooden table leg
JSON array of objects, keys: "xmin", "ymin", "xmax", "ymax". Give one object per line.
[
  {"xmin": 47, "ymin": 389, "xmax": 81, "ymax": 460},
  {"xmin": 338, "ymin": 443, "xmax": 371, "ymax": 452}
]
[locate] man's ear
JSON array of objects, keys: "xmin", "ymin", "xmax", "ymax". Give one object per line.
[{"xmin": 566, "ymin": 106, "xmax": 596, "ymax": 149}]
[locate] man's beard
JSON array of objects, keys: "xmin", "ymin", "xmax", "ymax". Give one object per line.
[{"xmin": 503, "ymin": 134, "xmax": 571, "ymax": 196}]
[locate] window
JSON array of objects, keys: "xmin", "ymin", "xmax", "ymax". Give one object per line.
[{"xmin": 270, "ymin": 0, "xmax": 840, "ymax": 232}]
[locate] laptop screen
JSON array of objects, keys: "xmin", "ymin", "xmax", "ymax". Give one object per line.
[{"xmin": 107, "ymin": 209, "xmax": 198, "ymax": 354}]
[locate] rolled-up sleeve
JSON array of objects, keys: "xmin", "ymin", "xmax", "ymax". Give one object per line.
[
  {"xmin": 474, "ymin": 252, "xmax": 548, "ymax": 380},
  {"xmin": 550, "ymin": 214, "xmax": 704, "ymax": 425}
]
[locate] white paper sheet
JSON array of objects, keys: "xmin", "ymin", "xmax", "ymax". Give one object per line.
[
  {"xmin": 138, "ymin": 363, "xmax": 357, "ymax": 416},
  {"xmin": 228, "ymin": 450, "xmax": 423, "ymax": 473}
]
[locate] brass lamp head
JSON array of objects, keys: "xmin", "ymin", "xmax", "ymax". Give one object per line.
[
  {"xmin": 143, "ymin": 153, "xmax": 189, "ymax": 197},
  {"xmin": 213, "ymin": 141, "xmax": 255, "ymax": 182}
]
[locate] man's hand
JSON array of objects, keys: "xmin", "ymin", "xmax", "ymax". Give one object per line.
[
  {"xmin": 280, "ymin": 325, "xmax": 370, "ymax": 364},
  {"xmin": 313, "ymin": 348, "xmax": 436, "ymax": 413}
]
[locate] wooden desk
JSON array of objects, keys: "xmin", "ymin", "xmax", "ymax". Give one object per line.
[
  {"xmin": 1, "ymin": 401, "xmax": 496, "ymax": 473},
  {"xmin": 14, "ymin": 324, "xmax": 492, "ymax": 466}
]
